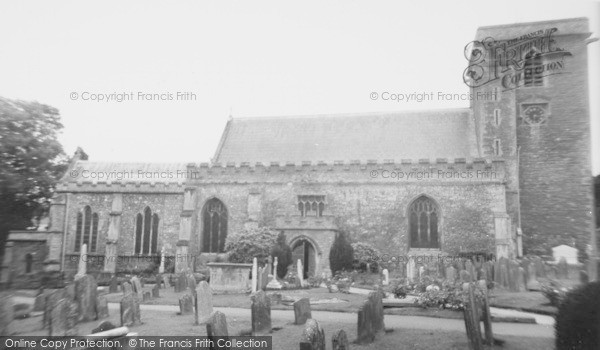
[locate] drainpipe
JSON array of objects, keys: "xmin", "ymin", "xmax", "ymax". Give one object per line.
[
  {"xmin": 60, "ymin": 193, "xmax": 69, "ymax": 271},
  {"xmin": 516, "ymin": 146, "xmax": 523, "ymax": 258}
]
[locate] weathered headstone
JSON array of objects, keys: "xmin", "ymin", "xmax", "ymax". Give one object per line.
[
  {"xmin": 187, "ymin": 274, "xmax": 197, "ymax": 295},
  {"xmin": 293, "ymin": 297, "xmax": 312, "ymax": 325},
  {"xmin": 155, "ymin": 274, "xmax": 163, "ymax": 289},
  {"xmin": 43, "ymin": 288, "xmax": 66, "ymax": 329},
  {"xmin": 557, "ymin": 257, "xmax": 569, "ymax": 279},
  {"xmin": 179, "ymin": 294, "xmax": 194, "ymax": 315},
  {"xmin": 206, "ymin": 310, "xmax": 228, "ymax": 338},
  {"xmin": 465, "ymin": 260, "xmax": 475, "ymax": 281},
  {"xmin": 266, "ymin": 258, "xmax": 283, "ymax": 290},
  {"xmin": 49, "ymin": 298, "xmax": 78, "ymax": 336},
  {"xmin": 299, "ymin": 319, "xmax": 325, "ymax": 350},
  {"xmin": 143, "ymin": 292, "xmax": 151, "ymax": 302},
  {"xmin": 252, "ymin": 257, "xmax": 258, "ymax": 293},
  {"xmin": 33, "ymin": 290, "xmax": 46, "ymax": 312},
  {"xmin": 0, "ymin": 293, "xmax": 14, "ymax": 335},
  {"xmin": 446, "ymin": 266, "xmax": 456, "ymax": 283},
  {"xmin": 499, "ymin": 263, "xmax": 509, "ymax": 289},
  {"xmin": 109, "ymin": 276, "xmax": 119, "ymax": 294},
  {"xmin": 194, "ymin": 281, "xmax": 213, "ymax": 324},
  {"xmin": 406, "ymin": 257, "xmax": 416, "ymax": 283},
  {"xmin": 297, "ymin": 259, "xmax": 305, "ymax": 287},
  {"xmin": 462, "ymin": 283, "xmax": 483, "ymax": 350},
  {"xmin": 532, "ymin": 256, "xmax": 546, "ymax": 278},
  {"xmin": 175, "ymin": 273, "xmax": 187, "ymax": 293},
  {"xmin": 163, "ymin": 275, "xmax": 171, "ymax": 289},
  {"xmin": 460, "ymin": 270, "xmax": 471, "ymax": 283},
  {"xmin": 251, "ymin": 290, "xmax": 271, "ymax": 335},
  {"xmin": 122, "ymin": 281, "xmax": 133, "ymax": 296},
  {"xmin": 75, "ymin": 243, "xmax": 87, "ymax": 278},
  {"xmin": 120, "ymin": 294, "xmax": 141, "ymax": 326},
  {"xmin": 152, "ymin": 284, "xmax": 160, "ymax": 298},
  {"xmin": 96, "ymin": 295, "xmax": 109, "ymax": 319},
  {"xmin": 356, "ymin": 291, "xmax": 385, "ymax": 344},
  {"xmin": 526, "ymin": 263, "xmax": 541, "ymax": 291},
  {"xmin": 517, "ymin": 267, "xmax": 526, "ymax": 292},
  {"xmin": 382, "ymin": 269, "xmax": 389, "ymax": 286},
  {"xmin": 75, "ymin": 274, "xmax": 98, "ymax": 322},
  {"xmin": 130, "ymin": 276, "xmax": 143, "ymax": 299},
  {"xmin": 331, "ymin": 329, "xmax": 349, "ymax": 350},
  {"xmin": 159, "ymin": 247, "xmax": 166, "ymax": 274}
]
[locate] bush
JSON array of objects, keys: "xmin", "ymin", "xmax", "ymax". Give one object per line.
[
  {"xmin": 329, "ymin": 231, "xmax": 354, "ymax": 275},
  {"xmin": 271, "ymin": 231, "xmax": 292, "ymax": 279},
  {"xmin": 555, "ymin": 281, "xmax": 600, "ymax": 350},
  {"xmin": 225, "ymin": 226, "xmax": 277, "ymax": 263},
  {"xmin": 351, "ymin": 242, "xmax": 380, "ymax": 272}
]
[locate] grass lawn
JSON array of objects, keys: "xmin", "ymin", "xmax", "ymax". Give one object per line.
[{"xmin": 489, "ymin": 289, "xmax": 557, "ymax": 315}]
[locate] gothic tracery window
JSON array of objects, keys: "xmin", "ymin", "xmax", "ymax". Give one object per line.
[
  {"xmin": 298, "ymin": 195, "xmax": 325, "ymax": 217},
  {"xmin": 134, "ymin": 207, "xmax": 159, "ymax": 255},
  {"xmin": 409, "ymin": 196, "xmax": 440, "ymax": 249},
  {"xmin": 202, "ymin": 198, "xmax": 228, "ymax": 253},
  {"xmin": 74, "ymin": 205, "xmax": 99, "ymax": 252}
]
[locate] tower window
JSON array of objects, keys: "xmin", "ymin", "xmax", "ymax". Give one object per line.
[
  {"xmin": 493, "ymin": 109, "xmax": 501, "ymax": 126},
  {"xmin": 493, "ymin": 139, "xmax": 502, "ymax": 156},
  {"xmin": 74, "ymin": 206, "xmax": 99, "ymax": 253},
  {"xmin": 298, "ymin": 195, "xmax": 326, "ymax": 217},
  {"xmin": 134, "ymin": 207, "xmax": 159, "ymax": 255},
  {"xmin": 524, "ymin": 49, "xmax": 544, "ymax": 87}
]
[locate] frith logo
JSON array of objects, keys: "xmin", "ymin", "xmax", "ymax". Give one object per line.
[{"xmin": 463, "ymin": 28, "xmax": 572, "ymax": 90}]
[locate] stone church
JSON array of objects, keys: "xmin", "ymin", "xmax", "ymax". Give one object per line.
[{"xmin": 1, "ymin": 17, "xmax": 595, "ymax": 286}]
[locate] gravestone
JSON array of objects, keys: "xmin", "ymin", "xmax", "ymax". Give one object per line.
[
  {"xmin": 96, "ymin": 295, "xmax": 109, "ymax": 319},
  {"xmin": 122, "ymin": 281, "xmax": 133, "ymax": 296},
  {"xmin": 297, "ymin": 259, "xmax": 305, "ymax": 287},
  {"xmin": 552, "ymin": 245, "xmax": 578, "ymax": 265},
  {"xmin": 517, "ymin": 267, "xmax": 526, "ymax": 292},
  {"xmin": 109, "ymin": 276, "xmax": 119, "ymax": 294},
  {"xmin": 299, "ymin": 319, "xmax": 325, "ymax": 350},
  {"xmin": 331, "ymin": 329, "xmax": 349, "ymax": 350},
  {"xmin": 194, "ymin": 281, "xmax": 213, "ymax": 324},
  {"xmin": 120, "ymin": 294, "xmax": 141, "ymax": 326},
  {"xmin": 175, "ymin": 273, "xmax": 187, "ymax": 293},
  {"xmin": 33, "ymin": 290, "xmax": 46, "ymax": 312},
  {"xmin": 557, "ymin": 257, "xmax": 569, "ymax": 279},
  {"xmin": 252, "ymin": 257, "xmax": 258, "ymax": 293},
  {"xmin": 179, "ymin": 294, "xmax": 194, "ymax": 315},
  {"xmin": 267, "ymin": 258, "xmax": 283, "ymax": 290},
  {"xmin": 187, "ymin": 274, "xmax": 197, "ymax": 295},
  {"xmin": 526, "ymin": 263, "xmax": 541, "ymax": 291},
  {"xmin": 143, "ymin": 292, "xmax": 151, "ymax": 302},
  {"xmin": 499, "ymin": 263, "xmax": 509, "ymax": 289},
  {"xmin": 532, "ymin": 256, "xmax": 546, "ymax": 278},
  {"xmin": 382, "ymin": 269, "xmax": 389, "ymax": 286},
  {"xmin": 493, "ymin": 260, "xmax": 502, "ymax": 286},
  {"xmin": 130, "ymin": 276, "xmax": 143, "ymax": 299},
  {"xmin": 460, "ymin": 270, "xmax": 471, "ymax": 283},
  {"xmin": 293, "ymin": 297, "xmax": 312, "ymax": 325},
  {"xmin": 462, "ymin": 283, "xmax": 483, "ymax": 350},
  {"xmin": 465, "ymin": 260, "xmax": 475, "ymax": 281},
  {"xmin": 446, "ymin": 266, "xmax": 456, "ymax": 283},
  {"xmin": 0, "ymin": 293, "xmax": 14, "ymax": 335},
  {"xmin": 155, "ymin": 274, "xmax": 163, "ymax": 289},
  {"xmin": 49, "ymin": 298, "xmax": 78, "ymax": 336},
  {"xmin": 507, "ymin": 260, "xmax": 519, "ymax": 292},
  {"xmin": 579, "ymin": 270, "xmax": 589, "ymax": 284},
  {"xmin": 75, "ymin": 244, "xmax": 88, "ymax": 278},
  {"xmin": 484, "ymin": 261, "xmax": 494, "ymax": 282},
  {"xmin": 159, "ymin": 247, "xmax": 166, "ymax": 274},
  {"xmin": 152, "ymin": 284, "xmax": 160, "ymax": 298},
  {"xmin": 406, "ymin": 257, "xmax": 416, "ymax": 283},
  {"xmin": 163, "ymin": 275, "xmax": 171, "ymax": 289},
  {"xmin": 43, "ymin": 288, "xmax": 66, "ymax": 329},
  {"xmin": 92, "ymin": 320, "xmax": 116, "ymax": 334},
  {"xmin": 356, "ymin": 291, "xmax": 385, "ymax": 344},
  {"xmin": 251, "ymin": 290, "xmax": 271, "ymax": 335},
  {"xmin": 206, "ymin": 310, "xmax": 228, "ymax": 338},
  {"xmin": 75, "ymin": 274, "xmax": 98, "ymax": 322}
]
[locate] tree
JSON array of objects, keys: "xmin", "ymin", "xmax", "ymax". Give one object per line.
[
  {"xmin": 224, "ymin": 226, "xmax": 278, "ymax": 263},
  {"xmin": 0, "ymin": 97, "xmax": 67, "ymax": 259},
  {"xmin": 329, "ymin": 231, "xmax": 354, "ymax": 275},
  {"xmin": 271, "ymin": 231, "xmax": 292, "ymax": 279}
]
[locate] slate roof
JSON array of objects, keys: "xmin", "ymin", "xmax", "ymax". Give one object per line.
[{"xmin": 213, "ymin": 109, "xmax": 479, "ymax": 164}]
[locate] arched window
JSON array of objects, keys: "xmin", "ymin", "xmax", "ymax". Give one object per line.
[
  {"xmin": 202, "ymin": 198, "xmax": 228, "ymax": 253},
  {"xmin": 409, "ymin": 196, "xmax": 440, "ymax": 249},
  {"xmin": 74, "ymin": 205, "xmax": 99, "ymax": 252},
  {"xmin": 524, "ymin": 48, "xmax": 543, "ymax": 87},
  {"xmin": 134, "ymin": 207, "xmax": 159, "ymax": 255},
  {"xmin": 25, "ymin": 253, "xmax": 33, "ymax": 273}
]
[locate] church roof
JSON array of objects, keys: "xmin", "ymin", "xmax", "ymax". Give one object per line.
[{"xmin": 213, "ymin": 109, "xmax": 479, "ymax": 164}]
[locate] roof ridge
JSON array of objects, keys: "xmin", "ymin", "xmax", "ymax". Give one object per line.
[{"xmin": 230, "ymin": 108, "xmax": 472, "ymax": 121}]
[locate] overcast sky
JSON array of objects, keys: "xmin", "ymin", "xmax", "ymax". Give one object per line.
[{"xmin": 0, "ymin": 0, "xmax": 598, "ymax": 173}]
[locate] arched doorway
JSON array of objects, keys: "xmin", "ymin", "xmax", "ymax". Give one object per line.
[{"xmin": 291, "ymin": 238, "xmax": 317, "ymax": 278}]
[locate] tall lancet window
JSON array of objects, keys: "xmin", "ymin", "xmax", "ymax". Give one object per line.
[
  {"xmin": 201, "ymin": 198, "xmax": 228, "ymax": 253},
  {"xmin": 74, "ymin": 205, "xmax": 99, "ymax": 252},
  {"xmin": 409, "ymin": 196, "xmax": 440, "ymax": 249},
  {"xmin": 134, "ymin": 207, "xmax": 159, "ymax": 255}
]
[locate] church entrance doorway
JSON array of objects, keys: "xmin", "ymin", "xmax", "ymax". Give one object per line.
[{"xmin": 291, "ymin": 239, "xmax": 316, "ymax": 279}]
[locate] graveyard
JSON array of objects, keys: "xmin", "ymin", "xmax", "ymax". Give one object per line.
[{"xmin": 2, "ymin": 241, "xmax": 593, "ymax": 350}]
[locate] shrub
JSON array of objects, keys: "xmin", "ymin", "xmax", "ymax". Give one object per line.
[
  {"xmin": 329, "ymin": 231, "xmax": 354, "ymax": 275},
  {"xmin": 225, "ymin": 226, "xmax": 277, "ymax": 263},
  {"xmin": 541, "ymin": 279, "xmax": 569, "ymax": 307},
  {"xmin": 270, "ymin": 231, "xmax": 292, "ymax": 279},
  {"xmin": 555, "ymin": 281, "xmax": 600, "ymax": 350},
  {"xmin": 351, "ymin": 242, "xmax": 380, "ymax": 272}
]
